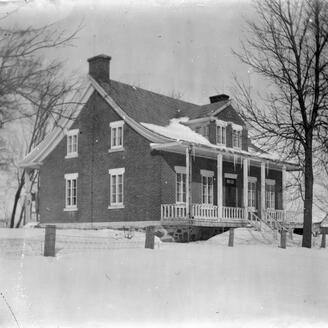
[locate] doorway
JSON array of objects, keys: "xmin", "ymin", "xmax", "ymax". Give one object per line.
[{"xmin": 224, "ymin": 177, "xmax": 237, "ymax": 207}]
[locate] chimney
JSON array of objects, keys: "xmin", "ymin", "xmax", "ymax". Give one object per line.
[
  {"xmin": 209, "ymin": 94, "xmax": 229, "ymax": 103},
  {"xmin": 87, "ymin": 54, "xmax": 111, "ymax": 82}
]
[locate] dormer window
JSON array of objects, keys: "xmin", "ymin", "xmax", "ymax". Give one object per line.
[
  {"xmin": 216, "ymin": 120, "xmax": 227, "ymax": 146},
  {"xmin": 109, "ymin": 120, "xmax": 124, "ymax": 151},
  {"xmin": 232, "ymin": 124, "xmax": 242, "ymax": 149},
  {"xmin": 66, "ymin": 129, "xmax": 79, "ymax": 158},
  {"xmin": 195, "ymin": 125, "xmax": 209, "ymax": 140}
]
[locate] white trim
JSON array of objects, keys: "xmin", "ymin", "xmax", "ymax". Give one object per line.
[
  {"xmin": 265, "ymin": 179, "xmax": 276, "ymax": 185},
  {"xmin": 66, "ymin": 129, "xmax": 79, "ymax": 158},
  {"xmin": 231, "ymin": 123, "xmax": 243, "ymax": 131},
  {"xmin": 108, "ymin": 205, "xmax": 125, "ymax": 210},
  {"xmin": 66, "ymin": 128, "xmax": 79, "ymax": 136},
  {"xmin": 109, "ymin": 120, "xmax": 124, "ymax": 128},
  {"xmin": 64, "ymin": 207, "xmax": 78, "ymax": 212},
  {"xmin": 108, "ymin": 167, "xmax": 125, "ymax": 207},
  {"xmin": 248, "ymin": 176, "xmax": 257, "ymax": 182},
  {"xmin": 64, "ymin": 173, "xmax": 79, "ymax": 180},
  {"xmin": 108, "ymin": 147, "xmax": 125, "ymax": 153},
  {"xmin": 21, "ymin": 83, "xmax": 94, "ymax": 168},
  {"xmin": 216, "ymin": 119, "xmax": 228, "ymax": 127},
  {"xmin": 174, "ymin": 166, "xmax": 186, "ymax": 174},
  {"xmin": 224, "ymin": 173, "xmax": 237, "ymax": 179},
  {"xmin": 108, "ymin": 168, "xmax": 125, "ymax": 175},
  {"xmin": 200, "ymin": 169, "xmax": 214, "ymax": 177}
]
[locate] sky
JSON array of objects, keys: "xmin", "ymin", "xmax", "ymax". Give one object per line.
[{"xmin": 0, "ymin": 0, "xmax": 257, "ymax": 104}]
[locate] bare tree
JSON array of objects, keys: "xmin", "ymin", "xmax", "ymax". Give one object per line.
[{"xmin": 234, "ymin": 0, "xmax": 328, "ymax": 247}]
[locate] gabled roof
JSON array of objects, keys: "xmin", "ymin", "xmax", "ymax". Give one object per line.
[
  {"xmin": 187, "ymin": 99, "xmax": 230, "ymax": 120},
  {"xmin": 99, "ymin": 80, "xmax": 200, "ymax": 125}
]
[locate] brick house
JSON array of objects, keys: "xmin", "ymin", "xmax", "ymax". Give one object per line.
[{"xmin": 21, "ymin": 54, "xmax": 299, "ymax": 237}]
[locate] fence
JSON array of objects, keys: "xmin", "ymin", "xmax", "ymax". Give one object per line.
[{"xmin": 0, "ymin": 226, "xmax": 157, "ymax": 257}]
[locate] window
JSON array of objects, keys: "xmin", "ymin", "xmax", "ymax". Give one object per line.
[
  {"xmin": 109, "ymin": 121, "xmax": 124, "ymax": 150},
  {"xmin": 232, "ymin": 124, "xmax": 242, "ymax": 149},
  {"xmin": 201, "ymin": 170, "xmax": 214, "ymax": 204},
  {"xmin": 265, "ymin": 179, "xmax": 275, "ymax": 209},
  {"xmin": 108, "ymin": 168, "xmax": 125, "ymax": 208},
  {"xmin": 175, "ymin": 166, "xmax": 186, "ymax": 203},
  {"xmin": 216, "ymin": 120, "xmax": 227, "ymax": 145},
  {"xmin": 64, "ymin": 173, "xmax": 78, "ymax": 211},
  {"xmin": 66, "ymin": 129, "xmax": 79, "ymax": 158},
  {"xmin": 248, "ymin": 177, "xmax": 257, "ymax": 209}
]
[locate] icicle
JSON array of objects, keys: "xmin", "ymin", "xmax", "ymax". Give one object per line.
[
  {"xmin": 192, "ymin": 145, "xmax": 196, "ymax": 161},
  {"xmin": 266, "ymin": 160, "xmax": 269, "ymax": 176},
  {"xmin": 248, "ymin": 159, "xmax": 250, "ymax": 175},
  {"xmin": 233, "ymin": 154, "xmax": 236, "ymax": 171}
]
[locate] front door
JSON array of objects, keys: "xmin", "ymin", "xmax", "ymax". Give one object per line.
[{"xmin": 224, "ymin": 177, "xmax": 237, "ymax": 207}]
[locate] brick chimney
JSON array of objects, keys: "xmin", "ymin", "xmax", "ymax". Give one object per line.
[
  {"xmin": 209, "ymin": 94, "xmax": 229, "ymax": 103},
  {"xmin": 87, "ymin": 54, "xmax": 111, "ymax": 82}
]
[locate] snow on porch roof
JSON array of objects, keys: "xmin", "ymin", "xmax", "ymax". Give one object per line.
[{"xmin": 142, "ymin": 120, "xmax": 300, "ymax": 171}]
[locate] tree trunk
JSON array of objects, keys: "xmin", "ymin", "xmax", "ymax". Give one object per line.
[
  {"xmin": 302, "ymin": 144, "xmax": 313, "ymax": 248},
  {"xmin": 9, "ymin": 175, "xmax": 25, "ymax": 228}
]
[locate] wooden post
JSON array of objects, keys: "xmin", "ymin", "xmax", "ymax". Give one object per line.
[
  {"xmin": 280, "ymin": 229, "xmax": 287, "ymax": 249},
  {"xmin": 44, "ymin": 225, "xmax": 56, "ymax": 257},
  {"xmin": 321, "ymin": 231, "xmax": 326, "ymax": 248},
  {"xmin": 228, "ymin": 228, "xmax": 234, "ymax": 247},
  {"xmin": 260, "ymin": 162, "xmax": 265, "ymax": 220},
  {"xmin": 217, "ymin": 153, "xmax": 223, "ymax": 218},
  {"xmin": 145, "ymin": 226, "xmax": 155, "ymax": 249},
  {"xmin": 243, "ymin": 158, "xmax": 248, "ymax": 218},
  {"xmin": 24, "ymin": 170, "xmax": 32, "ymax": 224},
  {"xmin": 289, "ymin": 227, "xmax": 293, "ymax": 240},
  {"xmin": 282, "ymin": 165, "xmax": 286, "ymax": 210}
]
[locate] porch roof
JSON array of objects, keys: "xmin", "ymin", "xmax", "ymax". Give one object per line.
[{"xmin": 150, "ymin": 141, "xmax": 300, "ymax": 171}]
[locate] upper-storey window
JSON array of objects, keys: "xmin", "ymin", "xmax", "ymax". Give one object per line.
[
  {"xmin": 232, "ymin": 124, "xmax": 242, "ymax": 149},
  {"xmin": 109, "ymin": 120, "xmax": 124, "ymax": 151},
  {"xmin": 66, "ymin": 129, "xmax": 79, "ymax": 158},
  {"xmin": 216, "ymin": 120, "xmax": 227, "ymax": 146}
]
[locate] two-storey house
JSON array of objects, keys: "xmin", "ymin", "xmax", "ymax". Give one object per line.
[{"xmin": 21, "ymin": 54, "xmax": 299, "ymax": 240}]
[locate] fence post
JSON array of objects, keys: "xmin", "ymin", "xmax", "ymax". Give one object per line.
[
  {"xmin": 288, "ymin": 227, "xmax": 293, "ymax": 240},
  {"xmin": 321, "ymin": 232, "xmax": 326, "ymax": 248},
  {"xmin": 145, "ymin": 226, "xmax": 155, "ymax": 249},
  {"xmin": 228, "ymin": 228, "xmax": 234, "ymax": 247},
  {"xmin": 44, "ymin": 225, "xmax": 56, "ymax": 257},
  {"xmin": 280, "ymin": 229, "xmax": 287, "ymax": 249}
]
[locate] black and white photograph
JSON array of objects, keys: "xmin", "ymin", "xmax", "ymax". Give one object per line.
[{"xmin": 0, "ymin": 0, "xmax": 328, "ymax": 327}]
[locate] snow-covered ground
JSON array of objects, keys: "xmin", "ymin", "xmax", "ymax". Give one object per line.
[{"xmin": 0, "ymin": 227, "xmax": 328, "ymax": 328}]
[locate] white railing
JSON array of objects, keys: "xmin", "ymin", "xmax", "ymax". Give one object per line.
[
  {"xmin": 222, "ymin": 207, "xmax": 245, "ymax": 220},
  {"xmin": 192, "ymin": 204, "xmax": 219, "ymax": 219},
  {"xmin": 161, "ymin": 204, "xmax": 187, "ymax": 220},
  {"xmin": 161, "ymin": 204, "xmax": 246, "ymax": 221},
  {"xmin": 265, "ymin": 209, "xmax": 286, "ymax": 223}
]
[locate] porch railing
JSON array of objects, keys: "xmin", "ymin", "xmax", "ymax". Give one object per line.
[
  {"xmin": 161, "ymin": 204, "xmax": 246, "ymax": 221},
  {"xmin": 265, "ymin": 209, "xmax": 286, "ymax": 222},
  {"xmin": 222, "ymin": 207, "xmax": 245, "ymax": 220}
]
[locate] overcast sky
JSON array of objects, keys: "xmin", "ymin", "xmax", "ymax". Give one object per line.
[{"xmin": 2, "ymin": 0, "xmax": 258, "ymax": 104}]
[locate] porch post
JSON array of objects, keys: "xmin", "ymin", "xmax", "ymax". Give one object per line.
[
  {"xmin": 261, "ymin": 162, "xmax": 266, "ymax": 219},
  {"xmin": 186, "ymin": 145, "xmax": 192, "ymax": 218},
  {"xmin": 243, "ymin": 158, "xmax": 248, "ymax": 218},
  {"xmin": 24, "ymin": 169, "xmax": 32, "ymax": 224},
  {"xmin": 217, "ymin": 153, "xmax": 223, "ymax": 218},
  {"xmin": 282, "ymin": 165, "xmax": 286, "ymax": 210}
]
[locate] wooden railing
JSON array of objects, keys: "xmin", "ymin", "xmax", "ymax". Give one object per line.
[
  {"xmin": 222, "ymin": 207, "xmax": 245, "ymax": 220},
  {"xmin": 161, "ymin": 204, "xmax": 187, "ymax": 220},
  {"xmin": 161, "ymin": 204, "xmax": 246, "ymax": 222},
  {"xmin": 266, "ymin": 209, "xmax": 286, "ymax": 222},
  {"xmin": 192, "ymin": 204, "xmax": 219, "ymax": 219}
]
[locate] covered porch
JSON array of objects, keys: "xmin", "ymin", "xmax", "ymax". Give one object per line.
[{"xmin": 152, "ymin": 141, "xmax": 298, "ymax": 228}]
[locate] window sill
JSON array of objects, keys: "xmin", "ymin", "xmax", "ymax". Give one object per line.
[
  {"xmin": 64, "ymin": 207, "xmax": 78, "ymax": 212},
  {"xmin": 65, "ymin": 153, "xmax": 78, "ymax": 159},
  {"xmin": 108, "ymin": 147, "xmax": 125, "ymax": 153},
  {"xmin": 108, "ymin": 205, "xmax": 125, "ymax": 209}
]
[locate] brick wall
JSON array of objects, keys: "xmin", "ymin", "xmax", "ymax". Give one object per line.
[{"xmin": 39, "ymin": 91, "xmax": 162, "ymax": 224}]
